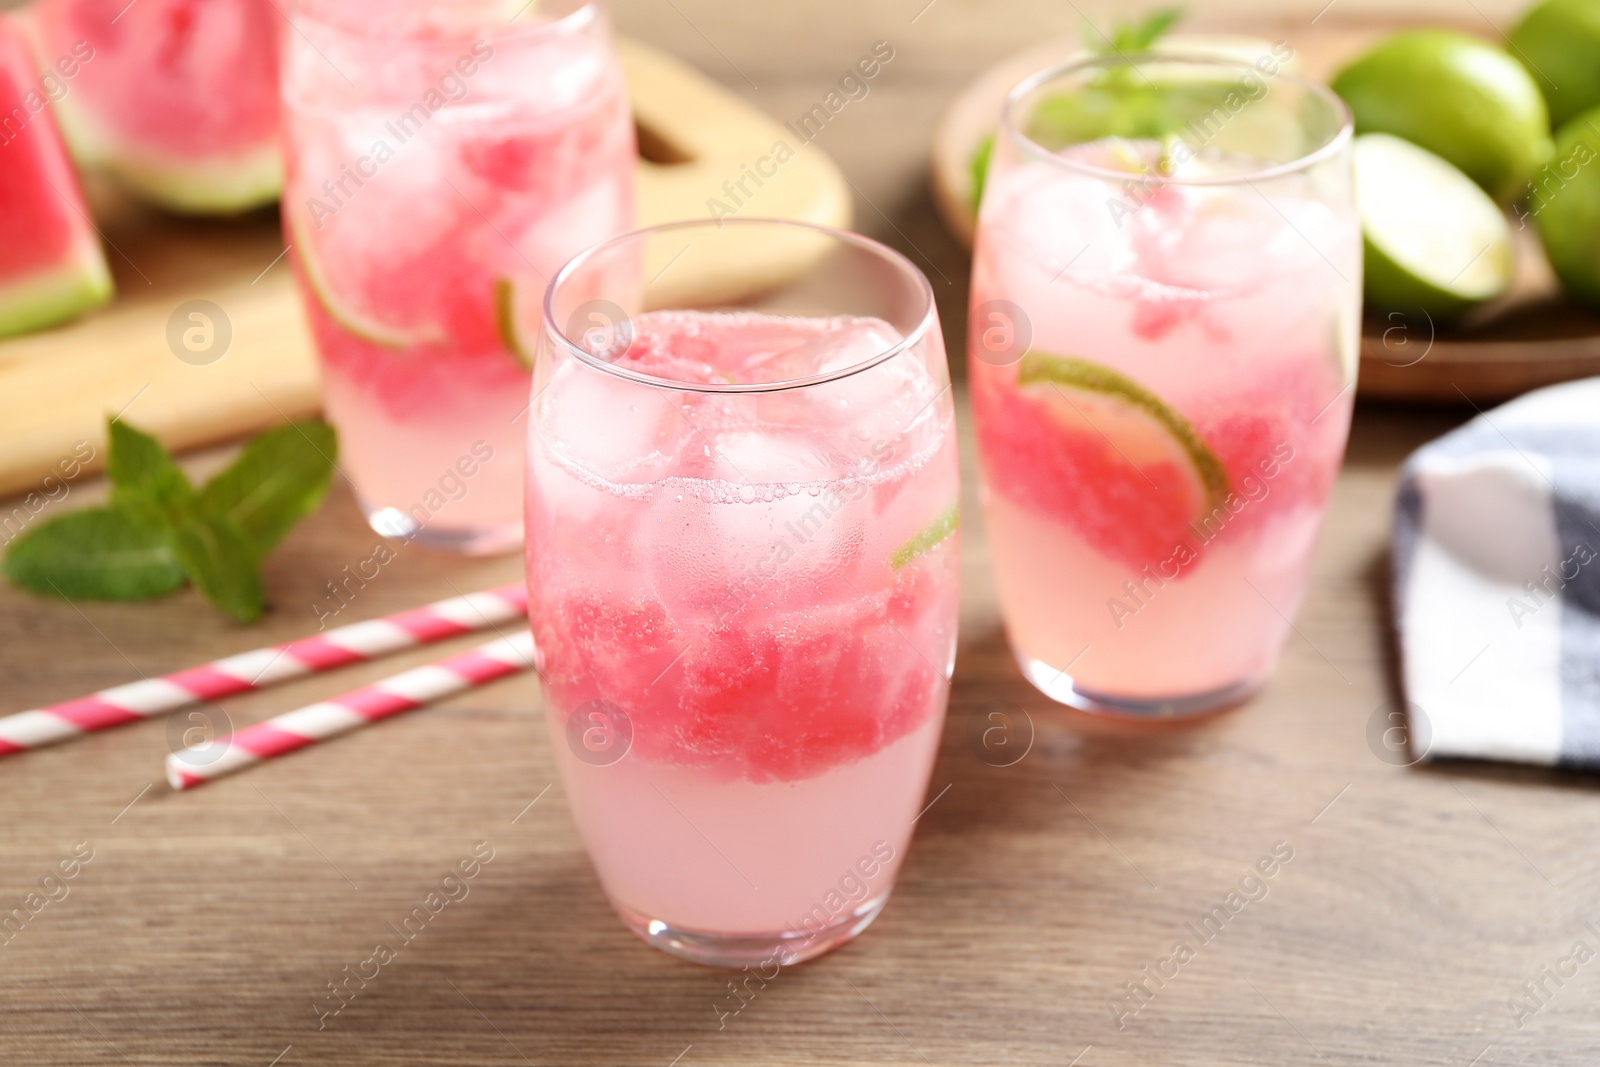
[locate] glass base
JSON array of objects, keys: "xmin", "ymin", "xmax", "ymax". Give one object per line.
[
  {"xmin": 611, "ymin": 893, "xmax": 890, "ymax": 969},
  {"xmin": 1014, "ymin": 645, "xmax": 1260, "ymax": 719},
  {"xmin": 365, "ymin": 505, "xmax": 522, "ymax": 557}
]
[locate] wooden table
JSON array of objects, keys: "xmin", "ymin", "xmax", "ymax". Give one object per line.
[{"xmin": 4, "ymin": 3, "xmax": 1595, "ymax": 1064}]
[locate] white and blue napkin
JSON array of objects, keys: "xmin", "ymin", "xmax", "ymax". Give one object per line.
[{"xmin": 1392, "ymin": 377, "xmax": 1600, "ymax": 768}]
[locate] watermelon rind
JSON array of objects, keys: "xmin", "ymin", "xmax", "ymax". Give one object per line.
[
  {"xmin": 104, "ymin": 142, "xmax": 281, "ymax": 215},
  {"xmin": 0, "ymin": 245, "xmax": 113, "ymax": 340},
  {"xmin": 49, "ymin": 91, "xmax": 281, "ymax": 214}
]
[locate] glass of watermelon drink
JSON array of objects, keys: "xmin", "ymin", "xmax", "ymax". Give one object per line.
[
  {"xmin": 970, "ymin": 55, "xmax": 1359, "ymax": 717},
  {"xmin": 527, "ymin": 219, "xmax": 960, "ymax": 966},
  {"xmin": 282, "ymin": 0, "xmax": 634, "ymax": 554}
]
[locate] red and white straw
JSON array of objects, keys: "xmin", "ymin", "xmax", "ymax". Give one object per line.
[
  {"xmin": 0, "ymin": 584, "xmax": 528, "ymax": 758},
  {"xmin": 166, "ymin": 629, "xmax": 535, "ymax": 789}
]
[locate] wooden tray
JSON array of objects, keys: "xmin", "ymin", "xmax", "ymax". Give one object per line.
[
  {"xmin": 930, "ymin": 24, "xmax": 1600, "ymax": 404},
  {"xmin": 0, "ymin": 39, "xmax": 851, "ymax": 499}
]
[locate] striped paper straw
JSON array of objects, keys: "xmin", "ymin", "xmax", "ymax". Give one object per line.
[
  {"xmin": 0, "ymin": 584, "xmax": 528, "ymax": 758},
  {"xmin": 166, "ymin": 630, "xmax": 535, "ymax": 789}
]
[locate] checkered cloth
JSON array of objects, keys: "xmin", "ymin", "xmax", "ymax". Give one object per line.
[{"xmin": 1392, "ymin": 378, "xmax": 1600, "ymax": 767}]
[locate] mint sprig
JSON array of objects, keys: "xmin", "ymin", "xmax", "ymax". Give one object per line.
[
  {"xmin": 968, "ymin": 7, "xmax": 1187, "ymax": 212},
  {"xmin": 3, "ymin": 419, "xmax": 337, "ymax": 622},
  {"xmin": 1099, "ymin": 7, "xmax": 1183, "ymax": 55}
]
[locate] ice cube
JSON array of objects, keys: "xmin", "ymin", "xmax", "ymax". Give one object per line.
[
  {"xmin": 708, "ymin": 428, "xmax": 841, "ymax": 491},
  {"xmin": 510, "ymin": 174, "xmax": 632, "ymax": 279},
  {"xmin": 538, "ymin": 361, "xmax": 690, "ymax": 485}
]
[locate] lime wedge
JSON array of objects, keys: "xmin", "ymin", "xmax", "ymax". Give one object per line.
[
  {"xmin": 1017, "ymin": 352, "xmax": 1228, "ymax": 513},
  {"xmin": 287, "ymin": 213, "xmax": 430, "ymax": 350},
  {"xmin": 1353, "ymin": 134, "xmax": 1513, "ymax": 320},
  {"xmin": 892, "ymin": 502, "xmax": 960, "ymax": 570},
  {"xmin": 495, "ymin": 277, "xmax": 537, "ymax": 370}
]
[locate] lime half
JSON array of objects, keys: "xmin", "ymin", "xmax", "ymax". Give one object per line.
[
  {"xmin": 1354, "ymin": 134, "xmax": 1513, "ymax": 320},
  {"xmin": 1017, "ymin": 352, "xmax": 1228, "ymax": 514}
]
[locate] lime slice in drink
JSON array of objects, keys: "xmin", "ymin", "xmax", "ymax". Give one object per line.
[
  {"xmin": 1353, "ymin": 134, "xmax": 1514, "ymax": 320},
  {"xmin": 1018, "ymin": 352, "xmax": 1228, "ymax": 514},
  {"xmin": 891, "ymin": 502, "xmax": 960, "ymax": 570},
  {"xmin": 495, "ymin": 277, "xmax": 537, "ymax": 370},
  {"xmin": 1331, "ymin": 30, "xmax": 1552, "ymax": 202},
  {"xmin": 287, "ymin": 214, "xmax": 429, "ymax": 350}
]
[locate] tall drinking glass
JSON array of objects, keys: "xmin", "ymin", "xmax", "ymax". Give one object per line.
[
  {"xmin": 282, "ymin": 0, "xmax": 634, "ymax": 554},
  {"xmin": 527, "ymin": 219, "xmax": 960, "ymax": 966},
  {"xmin": 969, "ymin": 54, "xmax": 1360, "ymax": 716}
]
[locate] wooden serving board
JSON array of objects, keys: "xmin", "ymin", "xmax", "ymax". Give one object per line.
[
  {"xmin": 0, "ymin": 38, "xmax": 851, "ymax": 499},
  {"xmin": 930, "ymin": 23, "xmax": 1600, "ymax": 404}
]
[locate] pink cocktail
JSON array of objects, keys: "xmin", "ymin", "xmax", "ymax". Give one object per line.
[
  {"xmin": 970, "ymin": 56, "xmax": 1360, "ymax": 715},
  {"xmin": 282, "ymin": 0, "xmax": 634, "ymax": 553},
  {"xmin": 527, "ymin": 221, "xmax": 959, "ymax": 966}
]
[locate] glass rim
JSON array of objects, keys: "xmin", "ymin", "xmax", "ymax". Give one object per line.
[
  {"xmin": 1000, "ymin": 52, "xmax": 1354, "ymax": 187},
  {"xmin": 288, "ymin": 0, "xmax": 599, "ymax": 44},
  {"xmin": 542, "ymin": 217, "xmax": 939, "ymax": 395}
]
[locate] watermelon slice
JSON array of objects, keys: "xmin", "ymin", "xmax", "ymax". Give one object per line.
[
  {"xmin": 0, "ymin": 15, "xmax": 112, "ymax": 338},
  {"xmin": 26, "ymin": 0, "xmax": 280, "ymax": 215}
]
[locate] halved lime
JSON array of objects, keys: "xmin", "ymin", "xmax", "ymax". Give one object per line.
[
  {"xmin": 1353, "ymin": 133, "xmax": 1513, "ymax": 320},
  {"xmin": 1017, "ymin": 352, "xmax": 1228, "ymax": 514},
  {"xmin": 287, "ymin": 213, "xmax": 429, "ymax": 350},
  {"xmin": 892, "ymin": 502, "xmax": 960, "ymax": 570}
]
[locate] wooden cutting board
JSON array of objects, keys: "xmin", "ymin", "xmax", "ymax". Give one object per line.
[
  {"xmin": 930, "ymin": 23, "xmax": 1600, "ymax": 404},
  {"xmin": 0, "ymin": 39, "xmax": 851, "ymax": 499}
]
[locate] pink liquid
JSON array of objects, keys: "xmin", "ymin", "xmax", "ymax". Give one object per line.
[
  {"xmin": 970, "ymin": 141, "xmax": 1360, "ymax": 707},
  {"xmin": 282, "ymin": 4, "xmax": 634, "ymax": 551},
  {"xmin": 526, "ymin": 310, "xmax": 959, "ymax": 953}
]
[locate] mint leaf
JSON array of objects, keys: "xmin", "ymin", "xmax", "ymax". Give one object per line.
[
  {"xmin": 3, "ymin": 508, "xmax": 187, "ymax": 600},
  {"xmin": 982, "ymin": 8, "xmax": 1185, "ymax": 218},
  {"xmin": 1077, "ymin": 13, "xmax": 1104, "ymax": 53},
  {"xmin": 106, "ymin": 418, "xmax": 193, "ymax": 523},
  {"xmin": 168, "ymin": 506, "xmax": 264, "ymax": 623},
  {"xmin": 1112, "ymin": 8, "xmax": 1183, "ymax": 54},
  {"xmin": 197, "ymin": 421, "xmax": 337, "ymax": 557}
]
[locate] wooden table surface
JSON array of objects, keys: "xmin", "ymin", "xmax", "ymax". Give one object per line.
[{"xmin": 4, "ymin": 2, "xmax": 1596, "ymax": 1064}]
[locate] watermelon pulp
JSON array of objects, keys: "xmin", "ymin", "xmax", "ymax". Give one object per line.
[
  {"xmin": 26, "ymin": 0, "xmax": 281, "ymax": 214},
  {"xmin": 0, "ymin": 14, "xmax": 112, "ymax": 338}
]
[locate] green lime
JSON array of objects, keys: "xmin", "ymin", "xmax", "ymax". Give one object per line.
[
  {"xmin": 891, "ymin": 502, "xmax": 960, "ymax": 570},
  {"xmin": 1331, "ymin": 30, "xmax": 1553, "ymax": 201},
  {"xmin": 1354, "ymin": 134, "xmax": 1514, "ymax": 320},
  {"xmin": 1016, "ymin": 352, "xmax": 1228, "ymax": 513},
  {"xmin": 1532, "ymin": 106, "xmax": 1600, "ymax": 308},
  {"xmin": 1510, "ymin": 0, "xmax": 1600, "ymax": 128}
]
